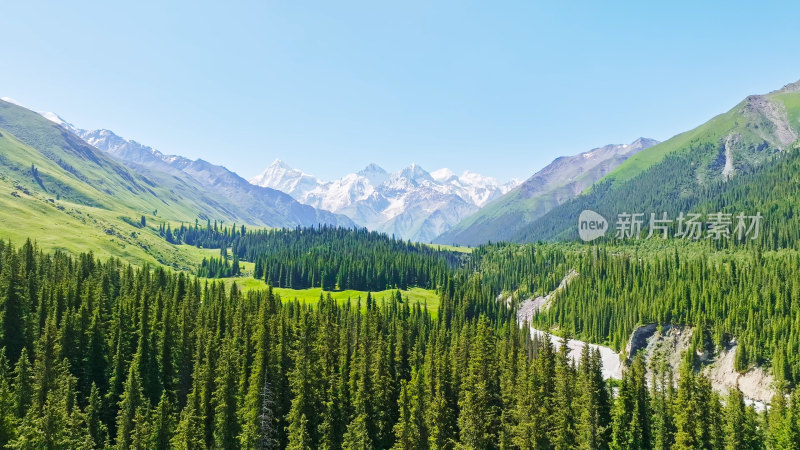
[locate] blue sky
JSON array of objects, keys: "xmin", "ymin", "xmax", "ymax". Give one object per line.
[{"xmin": 2, "ymin": 1, "xmax": 800, "ymax": 181}]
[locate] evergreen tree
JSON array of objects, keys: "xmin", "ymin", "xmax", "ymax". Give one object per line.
[
  {"xmin": 13, "ymin": 347, "xmax": 32, "ymax": 419},
  {"xmin": 458, "ymin": 316, "xmax": 500, "ymax": 449},
  {"xmin": 150, "ymin": 390, "xmax": 176, "ymax": 449},
  {"xmin": 86, "ymin": 383, "xmax": 108, "ymax": 449},
  {"xmin": 213, "ymin": 339, "xmax": 241, "ymax": 450},
  {"xmin": 0, "ymin": 349, "xmax": 17, "ymax": 447},
  {"xmin": 286, "ymin": 413, "xmax": 312, "ymax": 450},
  {"xmin": 577, "ymin": 346, "xmax": 611, "ymax": 450},
  {"xmin": 0, "ymin": 245, "xmax": 25, "ymax": 362},
  {"xmin": 116, "ymin": 355, "xmax": 146, "ymax": 449},
  {"xmin": 611, "ymin": 353, "xmax": 650, "ymax": 450},
  {"xmin": 724, "ymin": 387, "xmax": 747, "ymax": 450}
]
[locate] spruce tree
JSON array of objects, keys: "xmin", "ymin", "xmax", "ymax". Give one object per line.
[
  {"xmin": 458, "ymin": 316, "xmax": 500, "ymax": 449},
  {"xmin": 213, "ymin": 339, "xmax": 240, "ymax": 450},
  {"xmin": 86, "ymin": 383, "xmax": 108, "ymax": 449},
  {"xmin": 724, "ymin": 387, "xmax": 747, "ymax": 450},
  {"xmin": 0, "ymin": 349, "xmax": 17, "ymax": 447},
  {"xmin": 0, "ymin": 245, "xmax": 25, "ymax": 362},
  {"xmin": 12, "ymin": 347, "xmax": 32, "ymax": 419},
  {"xmin": 116, "ymin": 355, "xmax": 146, "ymax": 449},
  {"xmin": 577, "ymin": 346, "xmax": 611, "ymax": 450}
]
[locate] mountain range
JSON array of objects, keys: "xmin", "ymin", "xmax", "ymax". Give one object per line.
[
  {"xmin": 4, "ymin": 98, "xmax": 662, "ymax": 246},
  {"xmin": 0, "ymin": 98, "xmax": 355, "ymax": 268},
  {"xmin": 250, "ymin": 160, "xmax": 521, "ymax": 242},
  {"xmin": 433, "ymin": 138, "xmax": 659, "ymax": 246},
  {"xmin": 28, "ymin": 105, "xmax": 355, "ymax": 230},
  {"xmin": 3, "ymin": 77, "xmax": 799, "ymax": 254}
]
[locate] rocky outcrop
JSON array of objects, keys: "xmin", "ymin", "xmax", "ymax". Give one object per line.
[
  {"xmin": 627, "ymin": 324, "xmax": 774, "ymax": 410},
  {"xmin": 703, "ymin": 342, "xmax": 774, "ymax": 408},
  {"xmin": 743, "ymin": 95, "xmax": 798, "ymax": 148}
]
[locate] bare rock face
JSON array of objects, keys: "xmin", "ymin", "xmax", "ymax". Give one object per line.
[
  {"xmin": 742, "ymin": 95, "xmax": 798, "ymax": 148},
  {"xmin": 702, "ymin": 342, "xmax": 774, "ymax": 407},
  {"xmin": 625, "ymin": 323, "xmax": 659, "ymax": 362},
  {"xmin": 627, "ymin": 324, "xmax": 774, "ymax": 410},
  {"xmin": 629, "ymin": 324, "xmax": 694, "ymax": 376},
  {"xmin": 774, "ymin": 79, "xmax": 800, "ymax": 94}
]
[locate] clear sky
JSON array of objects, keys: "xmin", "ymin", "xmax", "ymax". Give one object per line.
[{"xmin": 2, "ymin": 1, "xmax": 800, "ymax": 182}]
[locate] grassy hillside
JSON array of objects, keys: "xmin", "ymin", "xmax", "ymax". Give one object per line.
[
  {"xmin": 603, "ymin": 83, "xmax": 800, "ymax": 187},
  {"xmin": 0, "ymin": 101, "xmax": 250, "ymax": 268},
  {"xmin": 515, "ymin": 82, "xmax": 800, "ymax": 242}
]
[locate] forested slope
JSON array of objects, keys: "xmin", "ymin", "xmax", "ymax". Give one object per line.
[{"xmin": 515, "ymin": 82, "xmax": 800, "ymax": 243}]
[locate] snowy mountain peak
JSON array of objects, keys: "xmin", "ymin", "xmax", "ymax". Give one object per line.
[
  {"xmin": 431, "ymin": 168, "xmax": 457, "ymax": 182},
  {"xmin": 1, "ymin": 97, "xmax": 23, "ymax": 106},
  {"xmin": 249, "ymin": 159, "xmax": 321, "ymax": 199},
  {"xmin": 269, "ymin": 158, "xmax": 294, "ymax": 170},
  {"xmin": 398, "ymin": 163, "xmax": 433, "ymax": 183},
  {"xmin": 357, "ymin": 163, "xmax": 389, "ymax": 186},
  {"xmin": 250, "ymin": 160, "xmax": 521, "ymax": 242},
  {"xmin": 359, "ymin": 163, "xmax": 386, "ymax": 175},
  {"xmin": 40, "ymin": 112, "xmax": 68, "ymax": 126}
]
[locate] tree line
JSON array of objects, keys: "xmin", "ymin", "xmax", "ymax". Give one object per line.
[{"xmin": 175, "ymin": 226, "xmax": 460, "ymax": 292}]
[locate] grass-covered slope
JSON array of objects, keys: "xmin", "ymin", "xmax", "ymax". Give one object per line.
[
  {"xmin": 0, "ymin": 100, "xmax": 259, "ymax": 267},
  {"xmin": 0, "ymin": 99, "xmax": 356, "ymax": 266},
  {"xmin": 515, "ymin": 80, "xmax": 800, "ymax": 242}
]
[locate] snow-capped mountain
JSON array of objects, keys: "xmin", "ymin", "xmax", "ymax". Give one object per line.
[
  {"xmin": 32, "ymin": 108, "xmax": 354, "ymax": 228},
  {"xmin": 250, "ymin": 160, "xmax": 323, "ymax": 199},
  {"xmin": 250, "ymin": 160, "xmax": 520, "ymax": 242}
]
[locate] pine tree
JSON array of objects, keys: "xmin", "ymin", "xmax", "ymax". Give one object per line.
[
  {"xmin": 258, "ymin": 376, "xmax": 279, "ymax": 450},
  {"xmin": 0, "ymin": 245, "xmax": 25, "ymax": 362},
  {"xmin": 673, "ymin": 361, "xmax": 698, "ymax": 450},
  {"xmin": 286, "ymin": 311, "xmax": 321, "ymax": 449},
  {"xmin": 12, "ymin": 347, "xmax": 32, "ymax": 419},
  {"xmin": 84, "ymin": 309, "xmax": 107, "ymax": 397},
  {"xmin": 116, "ymin": 355, "xmax": 146, "ymax": 449},
  {"xmin": 130, "ymin": 404, "xmax": 153, "ymax": 449},
  {"xmin": 238, "ymin": 294, "xmax": 277, "ymax": 449},
  {"xmin": 0, "ymin": 349, "xmax": 17, "ymax": 447},
  {"xmin": 577, "ymin": 346, "xmax": 611, "ymax": 450},
  {"xmin": 610, "ymin": 353, "xmax": 650, "ymax": 450},
  {"xmin": 458, "ymin": 316, "xmax": 500, "ymax": 449},
  {"xmin": 11, "ymin": 366, "xmax": 89, "ymax": 449},
  {"xmin": 137, "ymin": 289, "xmax": 162, "ymax": 404},
  {"xmin": 724, "ymin": 387, "xmax": 747, "ymax": 450},
  {"xmin": 31, "ymin": 318, "xmax": 64, "ymax": 413},
  {"xmin": 171, "ymin": 392, "xmax": 206, "ymax": 450},
  {"xmin": 152, "ymin": 390, "xmax": 176, "ymax": 450},
  {"xmin": 553, "ymin": 338, "xmax": 577, "ymax": 449},
  {"xmin": 393, "ymin": 380, "xmax": 415, "ymax": 449},
  {"xmin": 213, "ymin": 339, "xmax": 241, "ymax": 450},
  {"xmin": 318, "ymin": 373, "xmax": 344, "ymax": 450},
  {"xmin": 649, "ymin": 362, "xmax": 675, "ymax": 450},
  {"xmin": 86, "ymin": 383, "xmax": 108, "ymax": 449},
  {"xmin": 343, "ymin": 315, "xmax": 375, "ymax": 450},
  {"xmin": 287, "ymin": 413, "xmax": 312, "ymax": 450}
]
